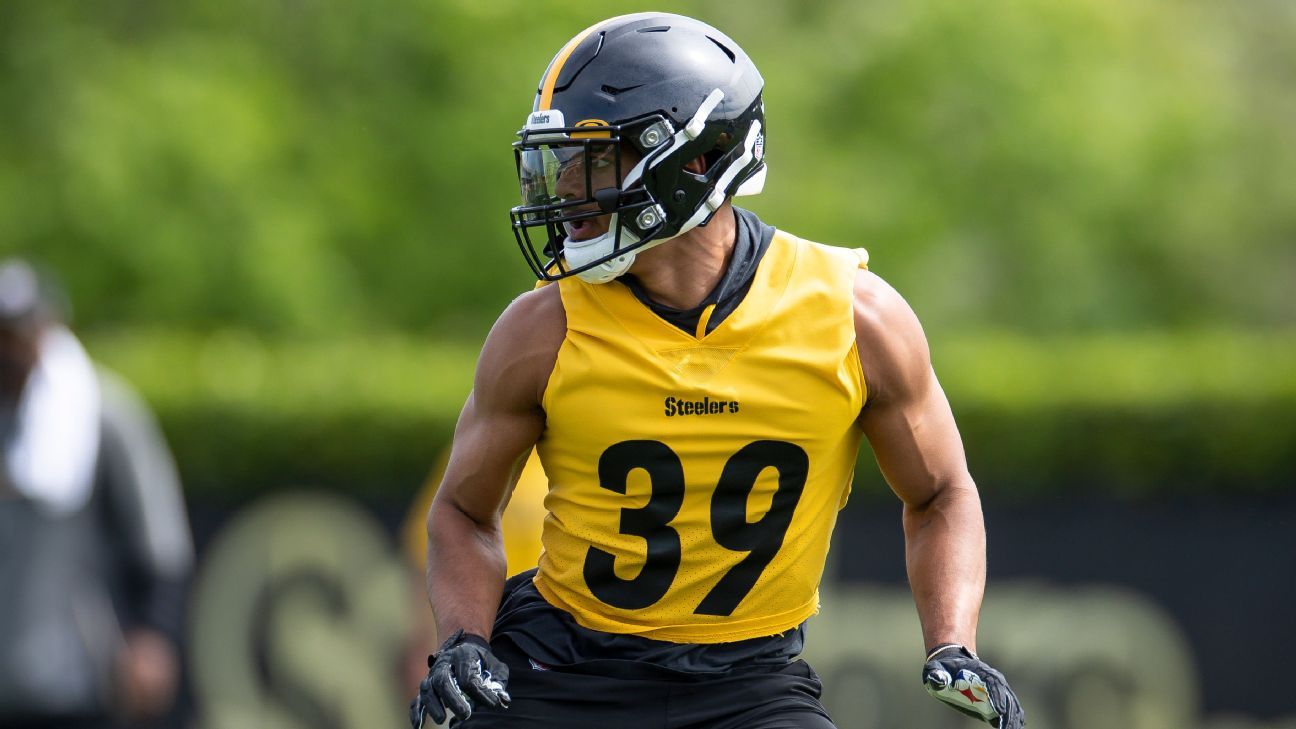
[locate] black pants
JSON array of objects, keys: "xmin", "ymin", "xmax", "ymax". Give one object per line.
[{"xmin": 456, "ymin": 637, "xmax": 836, "ymax": 729}]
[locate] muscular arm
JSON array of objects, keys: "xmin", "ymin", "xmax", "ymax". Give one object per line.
[
  {"xmin": 854, "ymin": 271, "xmax": 986, "ymax": 652},
  {"xmin": 426, "ymin": 285, "xmax": 564, "ymax": 640}
]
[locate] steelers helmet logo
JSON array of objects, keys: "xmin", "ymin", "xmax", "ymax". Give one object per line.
[{"xmin": 572, "ymin": 119, "xmax": 612, "ymax": 139}]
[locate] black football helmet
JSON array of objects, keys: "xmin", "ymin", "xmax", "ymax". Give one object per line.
[{"xmin": 510, "ymin": 13, "xmax": 766, "ymax": 283}]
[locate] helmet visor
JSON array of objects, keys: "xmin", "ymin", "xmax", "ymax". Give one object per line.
[{"xmin": 516, "ymin": 140, "xmax": 621, "ymax": 222}]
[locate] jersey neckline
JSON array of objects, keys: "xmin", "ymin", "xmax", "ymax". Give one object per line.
[
  {"xmin": 619, "ymin": 207, "xmax": 775, "ymax": 338},
  {"xmin": 586, "ymin": 227, "xmax": 799, "ymax": 350}
]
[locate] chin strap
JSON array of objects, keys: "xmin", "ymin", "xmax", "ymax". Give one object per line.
[
  {"xmin": 564, "ymin": 212, "xmax": 648, "ymax": 284},
  {"xmin": 568, "ymin": 230, "xmax": 672, "ymax": 284}
]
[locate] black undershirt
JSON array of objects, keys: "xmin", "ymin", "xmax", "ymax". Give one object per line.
[{"xmin": 621, "ymin": 207, "xmax": 775, "ymax": 336}]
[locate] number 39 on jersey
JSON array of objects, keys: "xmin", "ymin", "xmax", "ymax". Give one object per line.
[{"xmin": 533, "ymin": 233, "xmax": 868, "ymax": 643}]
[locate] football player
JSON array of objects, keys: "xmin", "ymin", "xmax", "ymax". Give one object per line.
[{"xmin": 411, "ymin": 13, "xmax": 1024, "ymax": 729}]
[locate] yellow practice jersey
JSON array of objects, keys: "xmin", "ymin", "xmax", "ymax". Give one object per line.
[{"xmin": 534, "ymin": 231, "xmax": 868, "ymax": 642}]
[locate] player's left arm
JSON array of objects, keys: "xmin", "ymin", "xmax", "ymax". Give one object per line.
[{"xmin": 854, "ymin": 270, "xmax": 1024, "ymax": 728}]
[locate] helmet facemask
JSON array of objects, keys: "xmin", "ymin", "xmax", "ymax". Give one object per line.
[
  {"xmin": 510, "ymin": 13, "xmax": 768, "ymax": 283},
  {"xmin": 511, "ymin": 118, "xmax": 672, "ymax": 283},
  {"xmin": 510, "ymin": 98, "xmax": 765, "ymax": 284}
]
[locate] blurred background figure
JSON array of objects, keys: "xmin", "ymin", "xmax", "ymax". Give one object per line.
[{"xmin": 0, "ymin": 260, "xmax": 193, "ymax": 729}]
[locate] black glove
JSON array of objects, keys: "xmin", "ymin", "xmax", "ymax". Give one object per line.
[
  {"xmin": 410, "ymin": 630, "xmax": 511, "ymax": 727},
  {"xmin": 922, "ymin": 644, "xmax": 1024, "ymax": 729}
]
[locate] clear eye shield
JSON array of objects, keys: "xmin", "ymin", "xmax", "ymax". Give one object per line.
[{"xmin": 510, "ymin": 121, "xmax": 664, "ymax": 281}]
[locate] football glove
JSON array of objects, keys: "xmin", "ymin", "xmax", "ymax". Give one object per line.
[
  {"xmin": 410, "ymin": 629, "xmax": 511, "ymax": 727},
  {"xmin": 922, "ymin": 644, "xmax": 1024, "ymax": 729}
]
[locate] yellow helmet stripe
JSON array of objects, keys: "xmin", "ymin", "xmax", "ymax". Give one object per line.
[{"xmin": 537, "ymin": 16, "xmax": 627, "ymax": 111}]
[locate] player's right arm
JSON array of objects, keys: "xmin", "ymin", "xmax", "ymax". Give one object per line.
[
  {"xmin": 426, "ymin": 283, "xmax": 564, "ymax": 639},
  {"xmin": 412, "ymin": 285, "xmax": 564, "ymax": 726}
]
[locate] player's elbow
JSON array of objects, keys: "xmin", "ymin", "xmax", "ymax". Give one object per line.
[
  {"xmin": 902, "ymin": 472, "xmax": 978, "ymax": 517},
  {"xmin": 428, "ymin": 493, "xmax": 494, "ymax": 547}
]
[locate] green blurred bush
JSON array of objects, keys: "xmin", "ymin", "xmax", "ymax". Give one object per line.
[
  {"xmin": 3, "ymin": 0, "xmax": 1294, "ymax": 336},
  {"xmin": 88, "ymin": 330, "xmax": 1296, "ymax": 501},
  {"xmin": 5, "ymin": 1, "xmax": 1295, "ymax": 499}
]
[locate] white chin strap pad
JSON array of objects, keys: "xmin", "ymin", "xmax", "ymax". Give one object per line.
[
  {"xmin": 562, "ymin": 214, "xmax": 639, "ymax": 284},
  {"xmin": 563, "ymin": 215, "xmax": 674, "ymax": 284},
  {"xmin": 573, "ymin": 246, "xmax": 635, "ymax": 284}
]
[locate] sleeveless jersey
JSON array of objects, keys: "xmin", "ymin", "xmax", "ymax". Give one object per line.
[{"xmin": 534, "ymin": 231, "xmax": 868, "ymax": 643}]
